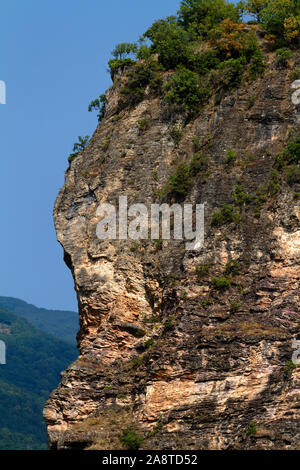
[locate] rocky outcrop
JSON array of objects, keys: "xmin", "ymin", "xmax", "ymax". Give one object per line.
[{"xmin": 44, "ymin": 51, "xmax": 300, "ymax": 450}]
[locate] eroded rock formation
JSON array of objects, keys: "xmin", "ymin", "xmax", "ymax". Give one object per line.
[{"xmin": 44, "ymin": 49, "xmax": 300, "ymax": 450}]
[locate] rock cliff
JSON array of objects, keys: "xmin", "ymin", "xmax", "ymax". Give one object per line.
[{"xmin": 44, "ymin": 43, "xmax": 300, "ymax": 450}]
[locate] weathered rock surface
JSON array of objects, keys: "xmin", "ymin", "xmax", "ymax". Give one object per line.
[{"xmin": 44, "ymin": 51, "xmax": 300, "ymax": 450}]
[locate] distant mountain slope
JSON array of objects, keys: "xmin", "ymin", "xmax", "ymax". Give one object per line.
[
  {"xmin": 0, "ymin": 306, "xmax": 77, "ymax": 449},
  {"xmin": 0, "ymin": 296, "xmax": 78, "ymax": 344}
]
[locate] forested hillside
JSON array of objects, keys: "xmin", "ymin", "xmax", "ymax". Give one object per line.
[
  {"xmin": 0, "ymin": 297, "xmax": 78, "ymax": 345},
  {"xmin": 0, "ymin": 306, "xmax": 77, "ymax": 449}
]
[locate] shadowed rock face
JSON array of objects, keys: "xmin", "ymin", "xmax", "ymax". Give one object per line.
[{"xmin": 44, "ymin": 49, "xmax": 300, "ymax": 450}]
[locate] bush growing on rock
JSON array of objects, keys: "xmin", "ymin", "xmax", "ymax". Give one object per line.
[
  {"xmin": 108, "ymin": 42, "xmax": 138, "ymax": 78},
  {"xmin": 195, "ymin": 262, "xmax": 212, "ymax": 279},
  {"xmin": 276, "ymin": 47, "xmax": 293, "ymax": 67},
  {"xmin": 88, "ymin": 94, "xmax": 107, "ymax": 122},
  {"xmin": 211, "ymin": 204, "xmax": 241, "ymax": 227},
  {"xmin": 120, "ymin": 427, "xmax": 144, "ymax": 450},
  {"xmin": 224, "ymin": 259, "xmax": 240, "ymax": 277},
  {"xmin": 120, "ymin": 61, "xmax": 162, "ymax": 106},
  {"xmin": 164, "ymin": 67, "xmax": 210, "ymax": 115},
  {"xmin": 68, "ymin": 135, "xmax": 89, "ymax": 163},
  {"xmin": 98, "ymin": 0, "xmax": 267, "ymax": 119},
  {"xmin": 211, "ymin": 277, "xmax": 231, "ymax": 290},
  {"xmin": 167, "ymin": 164, "xmax": 192, "ymax": 199},
  {"xmin": 144, "ymin": 18, "xmax": 191, "ymax": 70},
  {"xmin": 178, "ymin": 0, "xmax": 240, "ymax": 38},
  {"xmin": 286, "ymin": 164, "xmax": 300, "ymax": 184},
  {"xmin": 243, "ymin": 0, "xmax": 300, "ymax": 46},
  {"xmin": 112, "ymin": 43, "xmax": 138, "ymax": 60}
]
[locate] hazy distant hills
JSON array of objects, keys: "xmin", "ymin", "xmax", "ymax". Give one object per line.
[
  {"xmin": 0, "ymin": 305, "xmax": 77, "ymax": 449},
  {"xmin": 0, "ymin": 297, "xmax": 78, "ymax": 344}
]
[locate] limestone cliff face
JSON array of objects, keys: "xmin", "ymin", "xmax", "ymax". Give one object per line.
[{"xmin": 44, "ymin": 51, "xmax": 300, "ymax": 450}]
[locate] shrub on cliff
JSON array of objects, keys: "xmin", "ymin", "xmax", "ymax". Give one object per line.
[
  {"xmin": 112, "ymin": 42, "xmax": 138, "ymax": 60},
  {"xmin": 167, "ymin": 163, "xmax": 192, "ymax": 199},
  {"xmin": 120, "ymin": 427, "xmax": 144, "ymax": 450},
  {"xmin": 286, "ymin": 132, "xmax": 300, "ymax": 163},
  {"xmin": 105, "ymin": 0, "xmax": 265, "ymax": 117},
  {"xmin": 216, "ymin": 57, "xmax": 247, "ymax": 90},
  {"xmin": 178, "ymin": 0, "xmax": 240, "ymax": 38},
  {"xmin": 144, "ymin": 18, "xmax": 192, "ymax": 70},
  {"xmin": 211, "ymin": 276, "xmax": 231, "ymax": 290},
  {"xmin": 108, "ymin": 58, "xmax": 136, "ymax": 78},
  {"xmin": 120, "ymin": 63, "xmax": 152, "ymax": 105},
  {"xmin": 246, "ymin": 421, "xmax": 257, "ymax": 437},
  {"xmin": 261, "ymin": 0, "xmax": 300, "ymax": 44},
  {"xmin": 233, "ymin": 184, "xmax": 253, "ymax": 207},
  {"xmin": 196, "ymin": 262, "xmax": 212, "ymax": 279},
  {"xmin": 210, "ymin": 18, "xmax": 249, "ymax": 59},
  {"xmin": 190, "ymin": 152, "xmax": 210, "ymax": 175},
  {"xmin": 211, "ymin": 204, "xmax": 241, "ymax": 226},
  {"xmin": 275, "ymin": 131, "xmax": 300, "ymax": 169},
  {"xmin": 88, "ymin": 94, "xmax": 107, "ymax": 122},
  {"xmin": 164, "ymin": 66, "xmax": 210, "ymax": 115},
  {"xmin": 276, "ymin": 47, "xmax": 293, "ymax": 67},
  {"xmin": 224, "ymin": 259, "xmax": 240, "ymax": 276},
  {"xmin": 286, "ymin": 164, "xmax": 300, "ymax": 184},
  {"xmin": 241, "ymin": 0, "xmax": 266, "ymax": 23},
  {"xmin": 108, "ymin": 42, "xmax": 138, "ymax": 78},
  {"xmin": 68, "ymin": 135, "xmax": 89, "ymax": 163},
  {"xmin": 243, "ymin": 0, "xmax": 300, "ymax": 46},
  {"xmin": 120, "ymin": 60, "xmax": 163, "ymax": 107}
]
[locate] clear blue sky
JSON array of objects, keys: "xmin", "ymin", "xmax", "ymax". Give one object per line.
[{"xmin": 0, "ymin": 0, "xmax": 238, "ymax": 311}]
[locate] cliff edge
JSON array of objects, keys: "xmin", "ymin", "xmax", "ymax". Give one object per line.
[{"xmin": 44, "ymin": 32, "xmax": 300, "ymax": 450}]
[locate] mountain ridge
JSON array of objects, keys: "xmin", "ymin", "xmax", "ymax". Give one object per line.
[
  {"xmin": 0, "ymin": 296, "xmax": 78, "ymax": 345},
  {"xmin": 0, "ymin": 305, "xmax": 77, "ymax": 449}
]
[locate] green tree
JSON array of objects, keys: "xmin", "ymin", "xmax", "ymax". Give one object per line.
[
  {"xmin": 120, "ymin": 427, "xmax": 144, "ymax": 450},
  {"xmin": 108, "ymin": 43, "xmax": 138, "ymax": 79},
  {"xmin": 72, "ymin": 135, "xmax": 89, "ymax": 153},
  {"xmin": 178, "ymin": 0, "xmax": 240, "ymax": 37},
  {"xmin": 111, "ymin": 42, "xmax": 138, "ymax": 59},
  {"xmin": 164, "ymin": 66, "xmax": 210, "ymax": 114},
  {"xmin": 243, "ymin": 0, "xmax": 300, "ymax": 43},
  {"xmin": 241, "ymin": 0, "xmax": 267, "ymax": 23},
  {"xmin": 167, "ymin": 163, "xmax": 193, "ymax": 199},
  {"xmin": 88, "ymin": 94, "xmax": 107, "ymax": 122},
  {"xmin": 68, "ymin": 135, "xmax": 89, "ymax": 163},
  {"xmin": 144, "ymin": 18, "xmax": 191, "ymax": 69}
]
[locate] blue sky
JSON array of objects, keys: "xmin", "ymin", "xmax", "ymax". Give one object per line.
[{"xmin": 0, "ymin": 0, "xmax": 239, "ymax": 311}]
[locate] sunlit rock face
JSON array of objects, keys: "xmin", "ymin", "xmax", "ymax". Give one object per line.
[{"xmin": 44, "ymin": 49, "xmax": 300, "ymax": 450}]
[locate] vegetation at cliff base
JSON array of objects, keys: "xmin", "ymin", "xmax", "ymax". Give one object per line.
[{"xmin": 120, "ymin": 426, "xmax": 144, "ymax": 450}]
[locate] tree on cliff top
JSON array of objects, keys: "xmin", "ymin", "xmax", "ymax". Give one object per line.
[
  {"xmin": 111, "ymin": 43, "xmax": 138, "ymax": 60},
  {"xmin": 243, "ymin": 0, "xmax": 300, "ymax": 44},
  {"xmin": 178, "ymin": 0, "xmax": 241, "ymax": 36}
]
